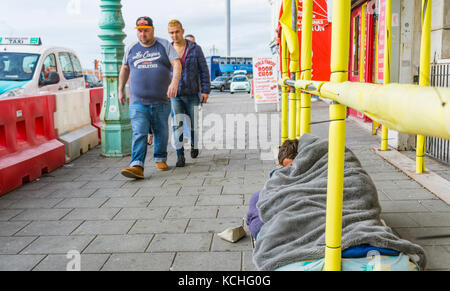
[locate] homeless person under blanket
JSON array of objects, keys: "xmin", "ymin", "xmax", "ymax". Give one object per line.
[{"xmin": 253, "ymin": 133, "xmax": 426, "ymax": 271}]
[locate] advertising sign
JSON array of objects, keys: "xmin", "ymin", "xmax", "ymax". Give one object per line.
[
  {"xmin": 377, "ymin": 0, "xmax": 386, "ymax": 83},
  {"xmin": 297, "ymin": 0, "xmax": 332, "ymax": 81},
  {"xmin": 252, "ymin": 57, "xmax": 279, "ymax": 104}
]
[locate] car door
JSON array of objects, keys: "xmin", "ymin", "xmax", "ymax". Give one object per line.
[
  {"xmin": 68, "ymin": 53, "xmax": 85, "ymax": 90},
  {"xmin": 57, "ymin": 51, "xmax": 73, "ymax": 91},
  {"xmin": 38, "ymin": 53, "xmax": 62, "ymax": 94}
]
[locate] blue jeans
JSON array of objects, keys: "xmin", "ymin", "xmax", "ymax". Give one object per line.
[
  {"xmin": 129, "ymin": 101, "xmax": 171, "ymax": 168},
  {"xmin": 171, "ymin": 95, "xmax": 200, "ymax": 156}
]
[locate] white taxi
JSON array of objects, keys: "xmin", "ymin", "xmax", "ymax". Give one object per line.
[{"xmin": 0, "ymin": 37, "xmax": 85, "ymax": 98}]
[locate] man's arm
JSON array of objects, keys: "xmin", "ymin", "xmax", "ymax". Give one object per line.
[
  {"xmin": 167, "ymin": 59, "xmax": 181, "ymax": 98},
  {"xmin": 196, "ymin": 46, "xmax": 211, "ymax": 103},
  {"xmin": 118, "ymin": 65, "xmax": 130, "ymax": 105}
]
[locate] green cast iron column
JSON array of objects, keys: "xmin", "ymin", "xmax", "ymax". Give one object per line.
[{"xmin": 98, "ymin": 0, "xmax": 132, "ymax": 157}]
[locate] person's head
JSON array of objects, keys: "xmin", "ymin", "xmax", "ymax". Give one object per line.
[
  {"xmin": 185, "ymin": 34, "xmax": 195, "ymax": 42},
  {"xmin": 278, "ymin": 139, "xmax": 299, "ymax": 167},
  {"xmin": 135, "ymin": 16, "xmax": 155, "ymax": 45},
  {"xmin": 168, "ymin": 19, "xmax": 185, "ymax": 44}
]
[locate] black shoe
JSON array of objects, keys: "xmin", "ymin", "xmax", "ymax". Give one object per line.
[
  {"xmin": 176, "ymin": 154, "xmax": 185, "ymax": 167},
  {"xmin": 191, "ymin": 148, "xmax": 199, "ymax": 159}
]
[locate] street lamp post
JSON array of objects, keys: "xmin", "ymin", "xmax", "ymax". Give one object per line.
[{"xmin": 98, "ymin": 0, "xmax": 132, "ymax": 157}]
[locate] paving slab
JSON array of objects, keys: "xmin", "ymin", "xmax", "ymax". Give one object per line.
[
  {"xmin": 0, "ymin": 255, "xmax": 45, "ymax": 271},
  {"xmin": 147, "ymin": 233, "xmax": 212, "ymax": 252},
  {"xmin": 20, "ymin": 235, "xmax": 94, "ymax": 255},
  {"xmin": 63, "ymin": 208, "xmax": 121, "ymax": 221},
  {"xmin": 101, "ymin": 253, "xmax": 175, "ymax": 271},
  {"xmin": 129, "ymin": 219, "xmax": 189, "ymax": 235},
  {"xmin": 71, "ymin": 220, "xmax": 135, "ymax": 235},
  {"xmin": 0, "ymin": 221, "xmax": 30, "ymax": 236},
  {"xmin": 0, "ymin": 236, "xmax": 37, "ymax": 254},
  {"xmin": 33, "ymin": 254, "xmax": 110, "ymax": 271},
  {"xmin": 15, "ymin": 221, "xmax": 83, "ymax": 236},
  {"xmin": 83, "ymin": 235, "xmax": 153, "ymax": 254},
  {"xmin": 113, "ymin": 207, "xmax": 168, "ymax": 220},
  {"xmin": 171, "ymin": 252, "xmax": 241, "ymax": 271}
]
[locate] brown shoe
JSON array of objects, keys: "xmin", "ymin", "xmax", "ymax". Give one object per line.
[
  {"xmin": 121, "ymin": 166, "xmax": 144, "ymax": 179},
  {"xmin": 156, "ymin": 162, "xmax": 169, "ymax": 171}
]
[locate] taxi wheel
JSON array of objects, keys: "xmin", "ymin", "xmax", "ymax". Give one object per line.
[{"xmin": 220, "ymin": 86, "xmax": 225, "ymax": 92}]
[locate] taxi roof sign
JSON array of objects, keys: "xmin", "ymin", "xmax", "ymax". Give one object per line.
[{"xmin": 0, "ymin": 37, "xmax": 42, "ymax": 45}]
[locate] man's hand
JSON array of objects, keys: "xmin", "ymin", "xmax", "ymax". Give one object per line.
[
  {"xmin": 118, "ymin": 64, "xmax": 130, "ymax": 106},
  {"xmin": 200, "ymin": 93, "xmax": 209, "ymax": 104},
  {"xmin": 167, "ymin": 82, "xmax": 178, "ymax": 98},
  {"xmin": 119, "ymin": 90, "xmax": 127, "ymax": 106}
]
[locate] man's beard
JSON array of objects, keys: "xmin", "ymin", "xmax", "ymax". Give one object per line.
[{"xmin": 140, "ymin": 37, "xmax": 154, "ymax": 45}]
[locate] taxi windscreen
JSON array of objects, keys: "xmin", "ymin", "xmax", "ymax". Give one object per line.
[{"xmin": 0, "ymin": 53, "xmax": 40, "ymax": 81}]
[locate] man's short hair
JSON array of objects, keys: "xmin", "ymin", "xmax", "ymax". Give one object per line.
[
  {"xmin": 168, "ymin": 19, "xmax": 183, "ymax": 28},
  {"xmin": 185, "ymin": 34, "xmax": 195, "ymax": 39},
  {"xmin": 278, "ymin": 139, "xmax": 299, "ymax": 165}
]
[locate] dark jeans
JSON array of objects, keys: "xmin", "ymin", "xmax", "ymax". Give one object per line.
[{"xmin": 170, "ymin": 95, "xmax": 199, "ymax": 156}]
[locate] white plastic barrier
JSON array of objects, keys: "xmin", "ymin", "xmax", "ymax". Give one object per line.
[{"xmin": 54, "ymin": 89, "xmax": 99, "ymax": 162}]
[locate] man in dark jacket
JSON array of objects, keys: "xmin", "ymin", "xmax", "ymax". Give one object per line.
[{"xmin": 168, "ymin": 19, "xmax": 211, "ymax": 167}]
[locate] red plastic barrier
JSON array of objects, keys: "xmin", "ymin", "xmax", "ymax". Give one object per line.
[
  {"xmin": 0, "ymin": 95, "xmax": 65, "ymax": 196},
  {"xmin": 89, "ymin": 88, "xmax": 103, "ymax": 143}
]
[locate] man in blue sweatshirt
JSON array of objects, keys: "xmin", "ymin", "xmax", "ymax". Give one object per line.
[
  {"xmin": 168, "ymin": 19, "xmax": 211, "ymax": 167},
  {"xmin": 119, "ymin": 17, "xmax": 182, "ymax": 179}
]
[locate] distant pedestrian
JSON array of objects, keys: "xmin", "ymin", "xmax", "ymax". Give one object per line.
[
  {"xmin": 119, "ymin": 16, "xmax": 182, "ymax": 179},
  {"xmin": 185, "ymin": 34, "xmax": 196, "ymax": 42},
  {"xmin": 168, "ymin": 20, "xmax": 211, "ymax": 167}
]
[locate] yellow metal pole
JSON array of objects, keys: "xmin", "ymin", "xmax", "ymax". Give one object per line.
[
  {"xmin": 417, "ymin": 0, "xmax": 431, "ymax": 173},
  {"xmin": 288, "ymin": 0, "xmax": 299, "ymax": 140},
  {"xmin": 381, "ymin": 0, "xmax": 392, "ymax": 151},
  {"xmin": 281, "ymin": 32, "xmax": 289, "ymax": 144},
  {"xmin": 288, "ymin": 75, "xmax": 297, "ymax": 140},
  {"xmin": 323, "ymin": 0, "xmax": 351, "ymax": 271},
  {"xmin": 296, "ymin": 71, "xmax": 302, "ymax": 139},
  {"xmin": 300, "ymin": 0, "xmax": 313, "ymax": 137}
]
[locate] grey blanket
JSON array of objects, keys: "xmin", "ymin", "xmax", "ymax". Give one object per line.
[{"xmin": 254, "ymin": 134, "xmax": 426, "ymax": 271}]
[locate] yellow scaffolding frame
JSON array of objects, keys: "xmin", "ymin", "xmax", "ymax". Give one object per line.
[
  {"xmin": 300, "ymin": 0, "xmax": 313, "ymax": 137},
  {"xmin": 381, "ymin": 0, "xmax": 392, "ymax": 151},
  {"xmin": 278, "ymin": 0, "xmax": 447, "ymax": 271},
  {"xmin": 416, "ymin": 0, "xmax": 432, "ymax": 173}
]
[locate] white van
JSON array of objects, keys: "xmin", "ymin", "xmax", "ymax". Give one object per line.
[{"xmin": 0, "ymin": 37, "xmax": 85, "ymax": 98}]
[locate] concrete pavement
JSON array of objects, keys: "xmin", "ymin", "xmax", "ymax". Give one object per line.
[{"xmin": 0, "ymin": 91, "xmax": 449, "ymax": 271}]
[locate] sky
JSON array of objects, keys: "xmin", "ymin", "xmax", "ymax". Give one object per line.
[{"xmin": 0, "ymin": 0, "xmax": 274, "ymax": 69}]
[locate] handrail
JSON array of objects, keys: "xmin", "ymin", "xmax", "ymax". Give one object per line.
[{"xmin": 280, "ymin": 79, "xmax": 450, "ymax": 140}]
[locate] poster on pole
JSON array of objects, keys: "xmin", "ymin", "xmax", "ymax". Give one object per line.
[
  {"xmin": 297, "ymin": 0, "xmax": 332, "ymax": 81},
  {"xmin": 376, "ymin": 0, "xmax": 386, "ymax": 83},
  {"xmin": 252, "ymin": 57, "xmax": 279, "ymax": 104}
]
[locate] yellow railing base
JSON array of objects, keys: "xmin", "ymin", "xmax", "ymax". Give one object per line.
[{"xmin": 324, "ymin": 247, "xmax": 342, "ymax": 271}]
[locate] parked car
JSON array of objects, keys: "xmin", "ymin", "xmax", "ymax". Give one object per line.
[
  {"xmin": 0, "ymin": 37, "xmax": 86, "ymax": 98},
  {"xmin": 230, "ymin": 75, "xmax": 250, "ymax": 94},
  {"xmin": 232, "ymin": 70, "xmax": 247, "ymax": 77},
  {"xmin": 84, "ymin": 74, "xmax": 102, "ymax": 88},
  {"xmin": 210, "ymin": 76, "xmax": 231, "ymax": 92}
]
